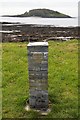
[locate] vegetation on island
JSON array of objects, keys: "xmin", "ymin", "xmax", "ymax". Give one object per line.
[{"xmin": 3, "ymin": 8, "xmax": 71, "ymax": 18}]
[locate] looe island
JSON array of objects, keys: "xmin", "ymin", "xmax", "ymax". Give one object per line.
[
  {"xmin": 2, "ymin": 8, "xmax": 79, "ymax": 42},
  {"xmin": 3, "ymin": 8, "xmax": 71, "ymax": 18}
]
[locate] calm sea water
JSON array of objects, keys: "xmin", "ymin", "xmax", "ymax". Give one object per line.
[{"xmin": 0, "ymin": 16, "xmax": 78, "ymax": 27}]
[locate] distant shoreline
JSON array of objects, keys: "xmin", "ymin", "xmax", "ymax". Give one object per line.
[
  {"xmin": 1, "ymin": 16, "xmax": 77, "ymax": 18},
  {"xmin": 2, "ymin": 16, "xmax": 72, "ymax": 18},
  {"xmin": 1, "ymin": 22, "xmax": 79, "ymax": 42},
  {"xmin": 0, "ymin": 16, "xmax": 78, "ymax": 27},
  {"xmin": 1, "ymin": 21, "xmax": 78, "ymax": 28}
]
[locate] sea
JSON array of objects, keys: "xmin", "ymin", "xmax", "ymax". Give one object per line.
[{"xmin": 0, "ymin": 16, "xmax": 78, "ymax": 27}]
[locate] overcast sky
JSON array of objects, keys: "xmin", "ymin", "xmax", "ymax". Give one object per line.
[{"xmin": 0, "ymin": 0, "xmax": 79, "ymax": 17}]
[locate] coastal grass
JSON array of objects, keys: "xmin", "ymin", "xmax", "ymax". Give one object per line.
[{"xmin": 2, "ymin": 40, "xmax": 78, "ymax": 118}]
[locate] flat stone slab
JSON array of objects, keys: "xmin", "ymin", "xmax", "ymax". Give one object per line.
[
  {"xmin": 25, "ymin": 104, "xmax": 51, "ymax": 115},
  {"xmin": 27, "ymin": 42, "xmax": 48, "ymax": 46}
]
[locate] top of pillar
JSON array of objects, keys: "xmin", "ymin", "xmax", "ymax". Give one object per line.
[{"xmin": 27, "ymin": 42, "xmax": 48, "ymax": 46}]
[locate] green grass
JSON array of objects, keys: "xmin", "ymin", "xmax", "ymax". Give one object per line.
[
  {"xmin": 0, "ymin": 42, "xmax": 2, "ymax": 120},
  {"xmin": 2, "ymin": 40, "xmax": 78, "ymax": 118}
]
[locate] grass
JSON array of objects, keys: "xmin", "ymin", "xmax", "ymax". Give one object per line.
[
  {"xmin": 2, "ymin": 40, "xmax": 78, "ymax": 118},
  {"xmin": 0, "ymin": 42, "xmax": 2, "ymax": 120}
]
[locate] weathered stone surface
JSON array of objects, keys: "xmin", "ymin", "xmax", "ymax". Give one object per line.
[
  {"xmin": 29, "ymin": 81, "xmax": 48, "ymax": 88},
  {"xmin": 28, "ymin": 60, "xmax": 48, "ymax": 71},
  {"xmin": 29, "ymin": 90, "xmax": 48, "ymax": 109},
  {"xmin": 28, "ymin": 72, "xmax": 48, "ymax": 80},
  {"xmin": 29, "ymin": 70, "xmax": 48, "ymax": 75},
  {"xmin": 27, "ymin": 46, "xmax": 48, "ymax": 52},
  {"xmin": 28, "ymin": 52, "xmax": 48, "ymax": 60},
  {"xmin": 27, "ymin": 42, "xmax": 48, "ymax": 110}
]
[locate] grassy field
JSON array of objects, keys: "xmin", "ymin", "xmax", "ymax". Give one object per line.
[{"xmin": 2, "ymin": 40, "xmax": 78, "ymax": 119}]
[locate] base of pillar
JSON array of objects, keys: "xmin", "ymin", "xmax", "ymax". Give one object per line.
[{"xmin": 25, "ymin": 101, "xmax": 51, "ymax": 115}]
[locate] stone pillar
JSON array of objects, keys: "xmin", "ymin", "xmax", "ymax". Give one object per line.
[{"xmin": 27, "ymin": 42, "xmax": 48, "ymax": 110}]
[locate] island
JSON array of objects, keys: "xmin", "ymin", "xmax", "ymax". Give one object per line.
[{"xmin": 3, "ymin": 8, "xmax": 71, "ymax": 18}]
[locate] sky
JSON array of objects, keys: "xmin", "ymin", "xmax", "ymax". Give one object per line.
[{"xmin": 0, "ymin": 0, "xmax": 79, "ymax": 17}]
